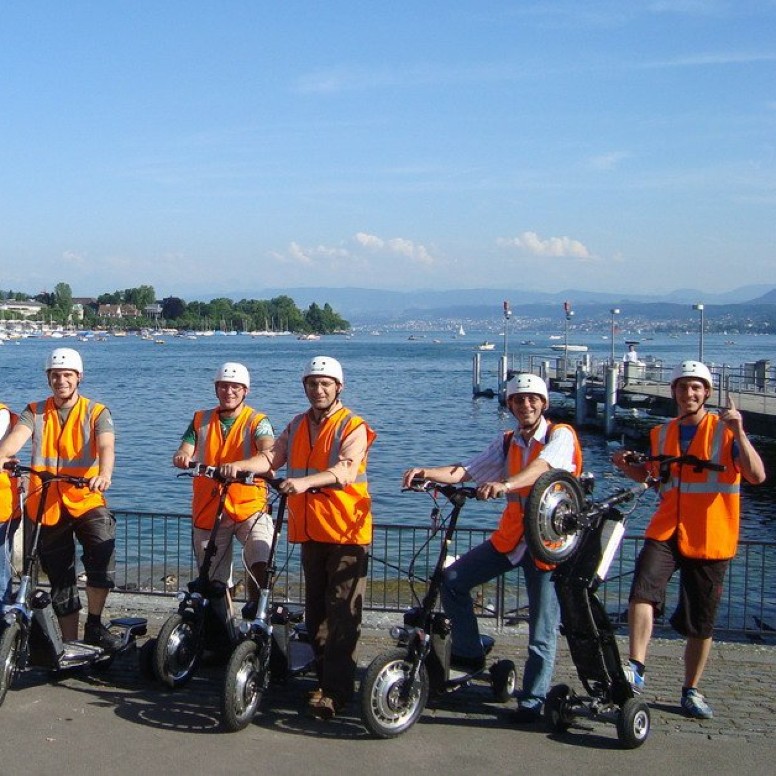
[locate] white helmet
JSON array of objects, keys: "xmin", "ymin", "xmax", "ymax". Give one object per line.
[
  {"xmin": 670, "ymin": 360, "xmax": 713, "ymax": 390},
  {"xmin": 45, "ymin": 348, "xmax": 83, "ymax": 375},
  {"xmin": 303, "ymin": 356, "xmax": 344, "ymax": 385},
  {"xmin": 506, "ymin": 373, "xmax": 548, "ymax": 405},
  {"xmin": 214, "ymin": 362, "xmax": 250, "ymax": 389}
]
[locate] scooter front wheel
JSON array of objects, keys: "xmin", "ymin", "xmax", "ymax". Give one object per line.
[
  {"xmin": 0, "ymin": 622, "xmax": 22, "ymax": 707},
  {"xmin": 154, "ymin": 613, "xmax": 201, "ymax": 689},
  {"xmin": 221, "ymin": 639, "xmax": 266, "ymax": 732},
  {"xmin": 360, "ymin": 649, "xmax": 429, "ymax": 739},
  {"xmin": 524, "ymin": 471, "xmax": 586, "ymax": 565}
]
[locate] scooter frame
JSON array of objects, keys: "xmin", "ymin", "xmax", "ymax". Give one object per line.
[
  {"xmin": 149, "ymin": 463, "xmax": 254, "ymax": 689},
  {"xmin": 0, "ymin": 463, "xmax": 147, "ymax": 708},
  {"xmin": 219, "ymin": 475, "xmax": 316, "ymax": 732},
  {"xmin": 359, "ymin": 479, "xmax": 517, "ymax": 739},
  {"xmin": 523, "ymin": 453, "xmax": 725, "ymax": 749}
]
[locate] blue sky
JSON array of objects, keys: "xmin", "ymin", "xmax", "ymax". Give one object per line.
[{"xmin": 1, "ymin": 1, "xmax": 774, "ymax": 300}]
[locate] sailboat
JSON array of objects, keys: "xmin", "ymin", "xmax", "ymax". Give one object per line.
[{"xmin": 457, "ymin": 324, "xmax": 466, "ymax": 337}]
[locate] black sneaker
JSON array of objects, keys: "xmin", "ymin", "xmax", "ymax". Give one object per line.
[{"xmin": 84, "ymin": 621, "xmax": 123, "ymax": 652}]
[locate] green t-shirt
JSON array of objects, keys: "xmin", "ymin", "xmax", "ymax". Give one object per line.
[{"xmin": 181, "ymin": 413, "xmax": 274, "ymax": 447}]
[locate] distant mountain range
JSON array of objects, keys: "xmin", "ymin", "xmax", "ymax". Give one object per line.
[{"xmin": 226, "ymin": 284, "xmax": 776, "ymax": 324}]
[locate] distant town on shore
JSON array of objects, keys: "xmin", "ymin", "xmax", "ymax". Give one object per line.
[{"xmin": 1, "ymin": 282, "xmax": 775, "ymax": 336}]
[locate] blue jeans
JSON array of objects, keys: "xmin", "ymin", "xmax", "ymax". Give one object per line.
[
  {"xmin": 1, "ymin": 518, "xmax": 20, "ymax": 603},
  {"xmin": 440, "ymin": 539, "xmax": 560, "ymax": 710}
]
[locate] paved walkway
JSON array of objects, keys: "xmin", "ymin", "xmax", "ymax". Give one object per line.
[{"xmin": 2, "ymin": 595, "xmax": 774, "ymax": 776}]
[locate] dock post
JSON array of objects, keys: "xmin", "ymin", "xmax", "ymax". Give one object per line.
[
  {"xmin": 604, "ymin": 365, "xmax": 618, "ymax": 436},
  {"xmin": 498, "ymin": 354, "xmax": 509, "ymax": 403},
  {"xmin": 575, "ymin": 365, "xmax": 587, "ymax": 425},
  {"xmin": 472, "ymin": 353, "xmax": 482, "ymax": 397}
]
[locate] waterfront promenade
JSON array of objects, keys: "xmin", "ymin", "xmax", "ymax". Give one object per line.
[{"xmin": 2, "ymin": 594, "xmax": 774, "ymax": 776}]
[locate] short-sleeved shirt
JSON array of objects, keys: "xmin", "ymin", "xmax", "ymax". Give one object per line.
[
  {"xmin": 464, "ymin": 416, "xmax": 577, "ymax": 483},
  {"xmin": 19, "ymin": 402, "xmax": 114, "ymax": 436},
  {"xmin": 180, "ymin": 413, "xmax": 274, "ymax": 446}
]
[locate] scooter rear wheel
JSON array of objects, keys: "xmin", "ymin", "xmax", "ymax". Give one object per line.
[
  {"xmin": 524, "ymin": 471, "xmax": 586, "ymax": 565},
  {"xmin": 221, "ymin": 639, "xmax": 266, "ymax": 732},
  {"xmin": 0, "ymin": 622, "xmax": 22, "ymax": 707},
  {"xmin": 154, "ymin": 613, "xmax": 201, "ymax": 689},
  {"xmin": 617, "ymin": 697, "xmax": 651, "ymax": 749},
  {"xmin": 490, "ymin": 659, "xmax": 517, "ymax": 703},
  {"xmin": 360, "ymin": 649, "xmax": 429, "ymax": 739}
]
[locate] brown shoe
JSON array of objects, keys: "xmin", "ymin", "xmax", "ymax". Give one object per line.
[
  {"xmin": 307, "ymin": 688, "xmax": 323, "ymax": 705},
  {"xmin": 308, "ymin": 695, "xmax": 340, "ymax": 721}
]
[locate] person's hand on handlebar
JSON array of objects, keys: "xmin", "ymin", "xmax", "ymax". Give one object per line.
[
  {"xmin": 611, "ymin": 450, "xmax": 649, "ymax": 483},
  {"xmin": 402, "ymin": 468, "xmax": 427, "ymax": 489},
  {"xmin": 475, "ymin": 481, "xmax": 508, "ymax": 500},
  {"xmin": 278, "ymin": 476, "xmax": 311, "ymax": 495}
]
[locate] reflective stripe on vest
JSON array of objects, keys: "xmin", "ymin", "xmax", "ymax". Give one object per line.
[
  {"xmin": 647, "ymin": 413, "xmax": 740, "ymax": 559},
  {"xmin": 490, "ymin": 422, "xmax": 582, "ymax": 561},
  {"xmin": 191, "ymin": 405, "xmax": 268, "ymax": 528},
  {"xmin": 285, "ymin": 407, "xmax": 375, "ymax": 544},
  {"xmin": 26, "ymin": 396, "xmax": 107, "ymax": 525}
]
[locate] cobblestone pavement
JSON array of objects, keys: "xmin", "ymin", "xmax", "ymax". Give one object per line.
[{"xmin": 2, "ymin": 596, "xmax": 774, "ymax": 775}]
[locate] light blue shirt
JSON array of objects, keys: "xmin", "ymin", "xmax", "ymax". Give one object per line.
[{"xmin": 464, "ymin": 417, "xmax": 577, "ymax": 483}]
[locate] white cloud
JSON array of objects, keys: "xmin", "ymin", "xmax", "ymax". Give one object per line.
[
  {"xmin": 275, "ymin": 232, "xmax": 437, "ymax": 273},
  {"xmin": 588, "ymin": 151, "xmax": 631, "ymax": 171},
  {"xmin": 497, "ymin": 231, "xmax": 592, "ymax": 259},
  {"xmin": 62, "ymin": 250, "xmax": 87, "ymax": 267}
]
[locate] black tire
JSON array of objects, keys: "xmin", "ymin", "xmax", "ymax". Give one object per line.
[
  {"xmin": 524, "ymin": 471, "xmax": 586, "ymax": 565},
  {"xmin": 0, "ymin": 622, "xmax": 22, "ymax": 707},
  {"xmin": 360, "ymin": 649, "xmax": 429, "ymax": 739},
  {"xmin": 490, "ymin": 659, "xmax": 517, "ymax": 703},
  {"xmin": 138, "ymin": 638, "xmax": 157, "ymax": 681},
  {"xmin": 617, "ymin": 697, "xmax": 651, "ymax": 749},
  {"xmin": 543, "ymin": 683, "xmax": 573, "ymax": 733},
  {"xmin": 221, "ymin": 639, "xmax": 265, "ymax": 732},
  {"xmin": 153, "ymin": 613, "xmax": 202, "ymax": 689}
]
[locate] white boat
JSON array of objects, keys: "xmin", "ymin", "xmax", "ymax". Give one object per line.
[
  {"xmin": 476, "ymin": 341, "xmax": 495, "ymax": 351},
  {"xmin": 457, "ymin": 324, "xmax": 466, "ymax": 336},
  {"xmin": 550, "ymin": 344, "xmax": 588, "ymax": 353}
]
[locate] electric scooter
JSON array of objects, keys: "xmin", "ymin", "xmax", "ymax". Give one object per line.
[
  {"xmin": 219, "ymin": 475, "xmax": 316, "ymax": 731},
  {"xmin": 523, "ymin": 452, "xmax": 725, "ymax": 749},
  {"xmin": 0, "ymin": 462, "xmax": 147, "ymax": 708},
  {"xmin": 149, "ymin": 462, "xmax": 256, "ymax": 688},
  {"xmin": 359, "ymin": 478, "xmax": 517, "ymax": 739}
]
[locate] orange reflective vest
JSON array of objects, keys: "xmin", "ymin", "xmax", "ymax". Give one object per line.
[
  {"xmin": 285, "ymin": 407, "xmax": 376, "ymax": 544},
  {"xmin": 26, "ymin": 396, "xmax": 109, "ymax": 526},
  {"xmin": 0, "ymin": 403, "xmax": 19, "ymax": 523},
  {"xmin": 490, "ymin": 423, "xmax": 583, "ymax": 563},
  {"xmin": 646, "ymin": 413, "xmax": 740, "ymax": 560},
  {"xmin": 191, "ymin": 405, "xmax": 270, "ymax": 529}
]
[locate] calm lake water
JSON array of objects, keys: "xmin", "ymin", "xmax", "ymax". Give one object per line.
[{"xmin": 2, "ymin": 330, "xmax": 775, "ymax": 541}]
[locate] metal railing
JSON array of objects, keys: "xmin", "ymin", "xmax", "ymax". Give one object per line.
[{"xmin": 112, "ymin": 510, "xmax": 776, "ymax": 642}]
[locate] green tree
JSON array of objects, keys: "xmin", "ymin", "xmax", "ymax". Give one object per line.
[
  {"xmin": 162, "ymin": 296, "xmax": 186, "ymax": 320},
  {"xmin": 54, "ymin": 282, "xmax": 73, "ymax": 324},
  {"xmin": 124, "ymin": 285, "xmax": 156, "ymax": 311}
]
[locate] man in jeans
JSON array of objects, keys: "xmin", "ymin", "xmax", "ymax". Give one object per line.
[{"xmin": 403, "ymin": 373, "xmax": 583, "ymax": 723}]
